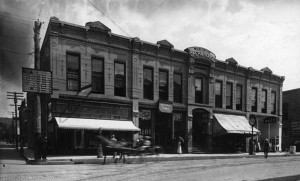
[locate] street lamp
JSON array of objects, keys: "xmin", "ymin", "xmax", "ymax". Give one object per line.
[{"xmin": 249, "ymin": 114, "xmax": 256, "ymax": 155}]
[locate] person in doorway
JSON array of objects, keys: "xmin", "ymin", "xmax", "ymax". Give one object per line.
[
  {"xmin": 176, "ymin": 136, "xmax": 184, "ymax": 154},
  {"xmin": 264, "ymin": 138, "xmax": 270, "ymax": 158}
]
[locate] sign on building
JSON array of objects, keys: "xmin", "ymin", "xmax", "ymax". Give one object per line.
[
  {"xmin": 264, "ymin": 116, "xmax": 277, "ymax": 124},
  {"xmin": 22, "ymin": 67, "xmax": 53, "ymax": 94}
]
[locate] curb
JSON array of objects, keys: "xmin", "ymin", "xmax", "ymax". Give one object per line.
[{"xmin": 22, "ymin": 153, "xmax": 300, "ymax": 165}]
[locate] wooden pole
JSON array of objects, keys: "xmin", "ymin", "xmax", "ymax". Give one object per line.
[{"xmin": 34, "ymin": 20, "xmax": 42, "ymax": 160}]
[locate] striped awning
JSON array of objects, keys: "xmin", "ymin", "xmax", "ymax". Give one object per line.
[
  {"xmin": 55, "ymin": 117, "xmax": 140, "ymax": 132},
  {"xmin": 213, "ymin": 114, "xmax": 260, "ymax": 136}
]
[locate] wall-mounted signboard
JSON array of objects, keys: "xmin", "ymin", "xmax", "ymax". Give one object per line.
[
  {"xmin": 264, "ymin": 116, "xmax": 277, "ymax": 124},
  {"xmin": 22, "ymin": 67, "xmax": 53, "ymax": 94}
]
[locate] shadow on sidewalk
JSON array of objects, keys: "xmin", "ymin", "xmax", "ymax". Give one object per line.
[{"xmin": 0, "ymin": 142, "xmax": 24, "ymax": 161}]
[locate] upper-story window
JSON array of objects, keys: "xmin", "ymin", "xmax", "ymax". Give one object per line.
[
  {"xmin": 143, "ymin": 67, "xmax": 153, "ymax": 100},
  {"xmin": 251, "ymin": 87, "xmax": 258, "ymax": 112},
  {"xmin": 114, "ymin": 62, "xmax": 126, "ymax": 97},
  {"xmin": 261, "ymin": 89, "xmax": 267, "ymax": 113},
  {"xmin": 271, "ymin": 91, "xmax": 276, "ymax": 114},
  {"xmin": 66, "ymin": 53, "xmax": 80, "ymax": 91},
  {"xmin": 159, "ymin": 69, "xmax": 168, "ymax": 101},
  {"xmin": 174, "ymin": 72, "xmax": 182, "ymax": 103},
  {"xmin": 226, "ymin": 83, "xmax": 233, "ymax": 109},
  {"xmin": 215, "ymin": 81, "xmax": 222, "ymax": 108},
  {"xmin": 195, "ymin": 78, "xmax": 203, "ymax": 104},
  {"xmin": 91, "ymin": 57, "xmax": 104, "ymax": 94},
  {"xmin": 236, "ymin": 85, "xmax": 242, "ymax": 110}
]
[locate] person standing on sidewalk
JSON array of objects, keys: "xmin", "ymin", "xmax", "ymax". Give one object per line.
[
  {"xmin": 264, "ymin": 138, "xmax": 270, "ymax": 158},
  {"xmin": 95, "ymin": 129, "xmax": 103, "ymax": 158},
  {"xmin": 176, "ymin": 136, "xmax": 184, "ymax": 154}
]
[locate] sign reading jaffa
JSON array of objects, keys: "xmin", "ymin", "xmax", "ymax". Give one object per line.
[
  {"xmin": 186, "ymin": 47, "xmax": 216, "ymax": 61},
  {"xmin": 22, "ymin": 67, "xmax": 53, "ymax": 94}
]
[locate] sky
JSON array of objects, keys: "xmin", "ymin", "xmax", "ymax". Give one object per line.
[{"xmin": 0, "ymin": 0, "xmax": 300, "ymax": 118}]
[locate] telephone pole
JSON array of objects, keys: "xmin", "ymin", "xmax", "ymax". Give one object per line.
[
  {"xmin": 7, "ymin": 92, "xmax": 23, "ymax": 149},
  {"xmin": 34, "ymin": 20, "xmax": 42, "ymax": 160}
]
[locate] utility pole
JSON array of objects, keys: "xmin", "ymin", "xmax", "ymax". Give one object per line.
[
  {"xmin": 7, "ymin": 92, "xmax": 23, "ymax": 149},
  {"xmin": 34, "ymin": 20, "xmax": 42, "ymax": 160}
]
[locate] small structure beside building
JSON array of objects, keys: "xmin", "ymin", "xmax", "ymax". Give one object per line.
[{"xmin": 282, "ymin": 88, "xmax": 300, "ymax": 152}]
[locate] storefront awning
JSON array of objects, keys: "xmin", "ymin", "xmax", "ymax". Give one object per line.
[
  {"xmin": 55, "ymin": 117, "xmax": 140, "ymax": 132},
  {"xmin": 213, "ymin": 114, "xmax": 260, "ymax": 136}
]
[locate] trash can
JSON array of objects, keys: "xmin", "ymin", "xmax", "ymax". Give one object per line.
[{"xmin": 290, "ymin": 146, "xmax": 296, "ymax": 154}]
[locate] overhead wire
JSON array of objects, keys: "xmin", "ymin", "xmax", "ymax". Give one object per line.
[
  {"xmin": 88, "ymin": 0, "xmax": 131, "ymax": 38},
  {"xmin": 145, "ymin": 0, "xmax": 169, "ymax": 18}
]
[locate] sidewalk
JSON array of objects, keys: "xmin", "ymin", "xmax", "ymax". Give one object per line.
[{"xmin": 22, "ymin": 147, "xmax": 300, "ymax": 165}]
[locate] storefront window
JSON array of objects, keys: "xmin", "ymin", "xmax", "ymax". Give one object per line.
[
  {"xmin": 143, "ymin": 67, "xmax": 153, "ymax": 100},
  {"xmin": 114, "ymin": 62, "xmax": 126, "ymax": 97},
  {"xmin": 159, "ymin": 70, "xmax": 168, "ymax": 100},
  {"xmin": 174, "ymin": 73, "xmax": 182, "ymax": 103},
  {"xmin": 92, "ymin": 57, "xmax": 104, "ymax": 94},
  {"xmin": 67, "ymin": 53, "xmax": 80, "ymax": 91},
  {"xmin": 139, "ymin": 109, "xmax": 152, "ymax": 136}
]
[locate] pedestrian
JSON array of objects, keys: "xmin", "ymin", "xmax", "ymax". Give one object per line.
[
  {"xmin": 176, "ymin": 136, "xmax": 184, "ymax": 154},
  {"xmin": 264, "ymin": 138, "xmax": 270, "ymax": 158},
  {"xmin": 96, "ymin": 129, "xmax": 103, "ymax": 158},
  {"xmin": 111, "ymin": 134, "xmax": 117, "ymax": 158}
]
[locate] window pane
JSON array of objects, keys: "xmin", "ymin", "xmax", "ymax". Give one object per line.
[
  {"xmin": 114, "ymin": 62, "xmax": 126, "ymax": 97},
  {"xmin": 215, "ymin": 82, "xmax": 221, "ymax": 95},
  {"xmin": 67, "ymin": 54, "xmax": 79, "ymax": 70},
  {"xmin": 195, "ymin": 78, "xmax": 202, "ymax": 91},
  {"xmin": 144, "ymin": 67, "xmax": 153, "ymax": 100},
  {"xmin": 159, "ymin": 71, "xmax": 167, "ymax": 87},
  {"xmin": 174, "ymin": 73, "xmax": 182, "ymax": 103},
  {"xmin": 115, "ymin": 63, "xmax": 125, "ymax": 76},
  {"xmin": 92, "ymin": 58, "xmax": 103, "ymax": 73}
]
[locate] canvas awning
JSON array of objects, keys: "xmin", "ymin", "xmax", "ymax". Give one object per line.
[
  {"xmin": 55, "ymin": 117, "xmax": 140, "ymax": 132},
  {"xmin": 213, "ymin": 114, "xmax": 260, "ymax": 136}
]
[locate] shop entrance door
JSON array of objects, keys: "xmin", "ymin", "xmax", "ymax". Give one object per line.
[{"xmin": 192, "ymin": 109, "xmax": 209, "ymax": 153}]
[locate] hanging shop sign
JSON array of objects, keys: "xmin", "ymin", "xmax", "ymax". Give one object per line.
[
  {"xmin": 264, "ymin": 116, "xmax": 277, "ymax": 124},
  {"xmin": 159, "ymin": 103, "xmax": 173, "ymax": 113}
]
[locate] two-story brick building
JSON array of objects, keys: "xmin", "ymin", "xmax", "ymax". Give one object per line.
[{"xmin": 24, "ymin": 17, "xmax": 285, "ymax": 154}]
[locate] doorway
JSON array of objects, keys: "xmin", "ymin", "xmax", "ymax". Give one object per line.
[{"xmin": 192, "ymin": 109, "xmax": 210, "ymax": 152}]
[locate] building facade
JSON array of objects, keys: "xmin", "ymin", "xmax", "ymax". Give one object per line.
[
  {"xmin": 25, "ymin": 17, "xmax": 285, "ymax": 154},
  {"xmin": 282, "ymin": 88, "xmax": 300, "ymax": 152}
]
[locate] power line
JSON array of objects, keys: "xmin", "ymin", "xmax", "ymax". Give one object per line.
[
  {"xmin": 88, "ymin": 0, "xmax": 131, "ymax": 38},
  {"xmin": 146, "ymin": 0, "xmax": 169, "ymax": 18}
]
